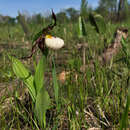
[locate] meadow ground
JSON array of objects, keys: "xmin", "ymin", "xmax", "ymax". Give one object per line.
[{"xmin": 0, "ymin": 19, "xmax": 130, "ymax": 129}]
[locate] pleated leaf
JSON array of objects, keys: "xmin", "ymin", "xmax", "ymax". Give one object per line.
[
  {"xmin": 34, "ymin": 55, "xmax": 46, "ymax": 94},
  {"xmin": 9, "ymin": 55, "xmax": 36, "ymax": 102},
  {"xmin": 34, "ymin": 87, "xmax": 50, "ymax": 128}
]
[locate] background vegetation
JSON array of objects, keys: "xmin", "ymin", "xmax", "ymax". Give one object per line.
[{"xmin": 0, "ymin": 0, "xmax": 130, "ymax": 129}]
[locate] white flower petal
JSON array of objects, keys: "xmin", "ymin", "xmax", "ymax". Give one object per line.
[{"xmin": 45, "ymin": 36, "xmax": 64, "ymax": 50}]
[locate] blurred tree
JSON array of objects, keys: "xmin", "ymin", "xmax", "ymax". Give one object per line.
[
  {"xmin": 32, "ymin": 13, "xmax": 44, "ymax": 24},
  {"xmin": 97, "ymin": 0, "xmax": 129, "ymax": 21},
  {"xmin": 56, "ymin": 11, "xmax": 68, "ymax": 23},
  {"xmin": 117, "ymin": 0, "xmax": 129, "ymax": 21},
  {"xmin": 96, "ymin": 0, "xmax": 117, "ymax": 19},
  {"xmin": 98, "ymin": 0, "xmax": 117, "ymax": 11},
  {"xmin": 8, "ymin": 17, "xmax": 16, "ymax": 25},
  {"xmin": 0, "ymin": 15, "xmax": 16, "ymax": 25},
  {"xmin": 65, "ymin": 8, "xmax": 79, "ymax": 22},
  {"xmin": 17, "ymin": 12, "xmax": 30, "ymax": 39}
]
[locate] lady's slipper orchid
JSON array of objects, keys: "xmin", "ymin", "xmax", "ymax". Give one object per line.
[
  {"xmin": 21, "ymin": 10, "xmax": 64, "ymax": 59},
  {"xmin": 45, "ymin": 35, "xmax": 64, "ymax": 50}
]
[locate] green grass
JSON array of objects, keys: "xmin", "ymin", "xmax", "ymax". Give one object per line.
[{"xmin": 0, "ymin": 18, "xmax": 130, "ymax": 129}]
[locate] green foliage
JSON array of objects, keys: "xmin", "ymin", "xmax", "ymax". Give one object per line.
[
  {"xmin": 98, "ymin": 0, "xmax": 117, "ymax": 11},
  {"xmin": 80, "ymin": 0, "xmax": 88, "ymax": 18},
  {"xmin": 117, "ymin": 0, "xmax": 129, "ymax": 20},
  {"xmin": 34, "ymin": 55, "xmax": 46, "ymax": 94},
  {"xmin": 52, "ymin": 57, "xmax": 59, "ymax": 107},
  {"xmin": 121, "ymin": 37, "xmax": 130, "ymax": 68},
  {"xmin": 78, "ymin": 16, "xmax": 87, "ymax": 38},
  {"xmin": 8, "ymin": 54, "xmax": 51, "ymax": 128},
  {"xmin": 124, "ymin": 0, "xmax": 129, "ymax": 20},
  {"xmin": 65, "ymin": 8, "xmax": 79, "ymax": 22},
  {"xmin": 34, "ymin": 87, "xmax": 50, "ymax": 128},
  {"xmin": 89, "ymin": 13, "xmax": 106, "ymax": 34},
  {"xmin": 32, "ymin": 30, "xmax": 43, "ymax": 44},
  {"xmin": 120, "ymin": 86, "xmax": 130, "ymax": 129},
  {"xmin": 17, "ymin": 12, "xmax": 30, "ymax": 39},
  {"xmin": 8, "ymin": 55, "xmax": 36, "ymax": 102},
  {"xmin": 56, "ymin": 11, "xmax": 68, "ymax": 23},
  {"xmin": 34, "ymin": 55, "xmax": 50, "ymax": 128},
  {"xmin": 1, "ymin": 5, "xmax": 130, "ymax": 129}
]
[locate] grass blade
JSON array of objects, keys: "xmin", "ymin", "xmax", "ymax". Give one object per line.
[{"xmin": 120, "ymin": 86, "xmax": 130, "ymax": 129}]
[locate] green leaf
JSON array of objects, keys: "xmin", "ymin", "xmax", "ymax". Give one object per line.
[
  {"xmin": 32, "ymin": 30, "xmax": 43, "ymax": 44},
  {"xmin": 121, "ymin": 37, "xmax": 130, "ymax": 68},
  {"xmin": 34, "ymin": 55, "xmax": 46, "ymax": 94},
  {"xmin": 89, "ymin": 13, "xmax": 106, "ymax": 34},
  {"xmin": 120, "ymin": 86, "xmax": 130, "ymax": 129},
  {"xmin": 121, "ymin": 37, "xmax": 128, "ymax": 55},
  {"xmin": 34, "ymin": 87, "xmax": 51, "ymax": 128},
  {"xmin": 78, "ymin": 16, "xmax": 87, "ymax": 38},
  {"xmin": 52, "ymin": 57, "xmax": 59, "ymax": 106},
  {"xmin": 8, "ymin": 55, "xmax": 36, "ymax": 102}
]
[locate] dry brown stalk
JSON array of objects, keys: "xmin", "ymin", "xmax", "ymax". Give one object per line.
[
  {"xmin": 79, "ymin": 27, "xmax": 128, "ymax": 71},
  {"xmin": 100, "ymin": 28, "xmax": 128, "ymax": 64}
]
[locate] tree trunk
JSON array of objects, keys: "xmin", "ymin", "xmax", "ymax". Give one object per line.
[{"xmin": 117, "ymin": 0, "xmax": 124, "ymax": 21}]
